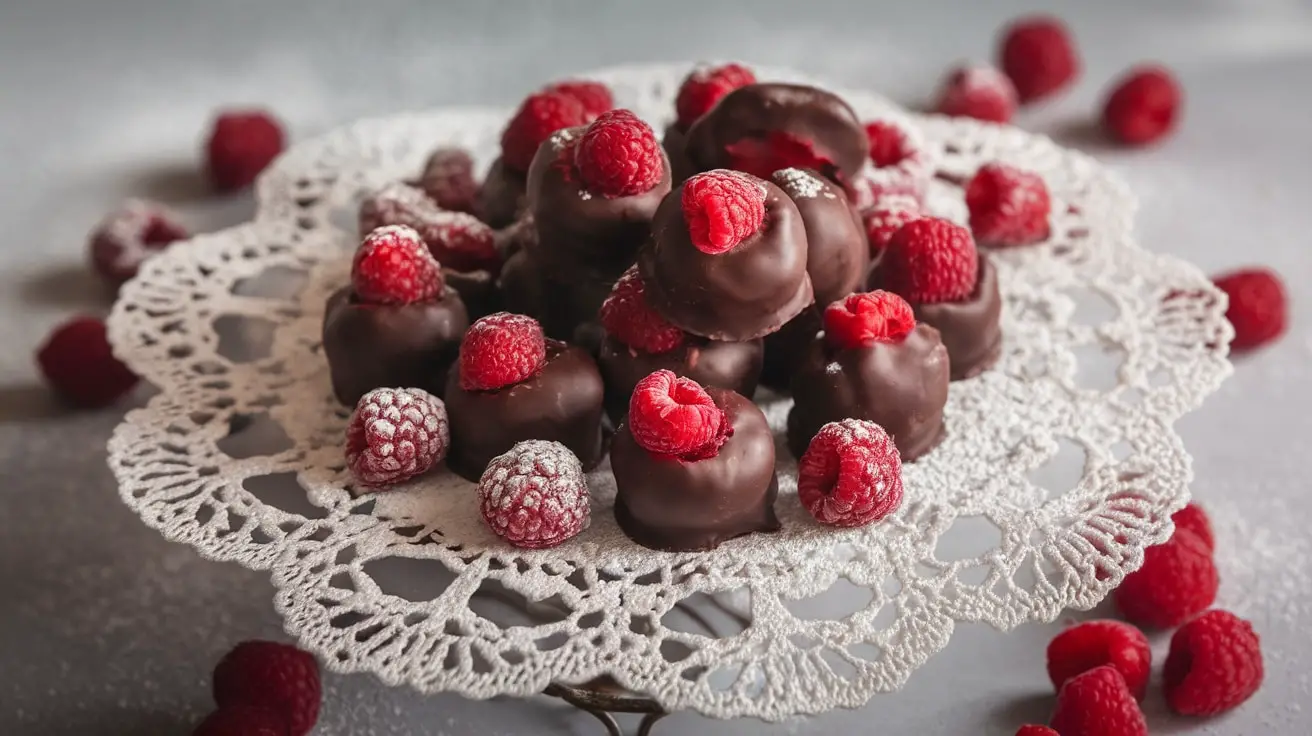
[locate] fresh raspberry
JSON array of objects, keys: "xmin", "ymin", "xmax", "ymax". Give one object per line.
[
  {"xmin": 194, "ymin": 706, "xmax": 288, "ymax": 736},
  {"xmin": 681, "ymin": 170, "xmax": 766, "ymax": 254},
  {"xmin": 998, "ymin": 15, "xmax": 1081, "ymax": 104},
  {"xmin": 345, "ymin": 387, "xmax": 450, "ymax": 488},
  {"xmin": 350, "ymin": 225, "xmax": 444, "ymax": 305},
  {"xmin": 864, "ymin": 121, "xmax": 914, "ymax": 169},
  {"xmin": 87, "ymin": 200, "xmax": 189, "ymax": 285},
  {"xmin": 1049, "ymin": 666, "xmax": 1147, "ymax": 736},
  {"xmin": 599, "ymin": 267, "xmax": 685, "ymax": 354},
  {"xmin": 574, "ymin": 109, "xmax": 664, "ymax": 198},
  {"xmin": 36, "ymin": 316, "xmax": 138, "ymax": 408},
  {"xmin": 1172, "ymin": 502, "xmax": 1214, "ymax": 551},
  {"xmin": 479, "ymin": 439, "xmax": 590, "ymax": 548},
  {"xmin": 935, "ymin": 65, "xmax": 1018, "ymax": 123},
  {"xmin": 675, "ymin": 63, "xmax": 757, "ymax": 128},
  {"xmin": 824, "ymin": 291, "xmax": 916, "ymax": 350},
  {"xmin": 797, "ymin": 419, "xmax": 904, "ymax": 527},
  {"xmin": 1102, "ymin": 66, "xmax": 1182, "ymax": 146},
  {"xmin": 359, "ymin": 183, "xmax": 500, "ymax": 274},
  {"xmin": 1214, "ymin": 267, "xmax": 1287, "ymax": 352},
  {"xmin": 418, "ymin": 147, "xmax": 479, "ymax": 214},
  {"xmin": 500, "ymin": 91, "xmax": 589, "ymax": 172},
  {"xmin": 543, "ymin": 79, "xmax": 614, "ymax": 120},
  {"xmin": 1015, "ymin": 727, "xmax": 1058, "ymax": 736},
  {"xmin": 627, "ymin": 370, "xmax": 730, "ymax": 461},
  {"xmin": 1047, "ymin": 620, "xmax": 1152, "ymax": 699},
  {"xmin": 212, "ymin": 641, "xmax": 321, "ymax": 736},
  {"xmin": 1114, "ymin": 529, "xmax": 1218, "ymax": 628},
  {"xmin": 1164, "ymin": 609, "xmax": 1264, "ymax": 716},
  {"xmin": 862, "ymin": 196, "xmax": 922, "ymax": 255},
  {"xmin": 965, "ymin": 162, "xmax": 1051, "ymax": 247},
  {"xmin": 458, "ymin": 312, "xmax": 547, "ymax": 391},
  {"xmin": 724, "ymin": 130, "xmax": 835, "ymax": 181},
  {"xmin": 205, "ymin": 109, "xmax": 285, "ymax": 192},
  {"xmin": 880, "ymin": 217, "xmax": 979, "ymax": 304}
]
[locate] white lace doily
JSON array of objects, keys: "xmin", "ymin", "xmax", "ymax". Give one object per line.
[{"xmin": 107, "ymin": 63, "xmax": 1232, "ymax": 721}]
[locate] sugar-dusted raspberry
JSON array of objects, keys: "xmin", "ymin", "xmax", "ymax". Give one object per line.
[
  {"xmin": 724, "ymin": 130, "xmax": 835, "ymax": 181},
  {"xmin": 212, "ymin": 641, "xmax": 321, "ymax": 736},
  {"xmin": 205, "ymin": 109, "xmax": 285, "ymax": 192},
  {"xmin": 1165, "ymin": 609, "xmax": 1264, "ymax": 716},
  {"xmin": 935, "ymin": 65, "xmax": 1019, "ymax": 123},
  {"xmin": 88, "ymin": 199, "xmax": 189, "ymax": 285},
  {"xmin": 681, "ymin": 170, "xmax": 766, "ymax": 254},
  {"xmin": 501, "ymin": 91, "xmax": 590, "ymax": 172},
  {"xmin": 1172, "ymin": 502, "xmax": 1214, "ymax": 551},
  {"xmin": 881, "ymin": 217, "xmax": 979, "ymax": 304},
  {"xmin": 998, "ymin": 15, "xmax": 1081, "ymax": 103},
  {"xmin": 359, "ymin": 182, "xmax": 500, "ymax": 274},
  {"xmin": 459, "ymin": 312, "xmax": 547, "ymax": 391},
  {"xmin": 600, "ymin": 267, "xmax": 685, "ymax": 354},
  {"xmin": 1114, "ymin": 529, "xmax": 1218, "ymax": 628},
  {"xmin": 345, "ymin": 387, "xmax": 450, "ymax": 488},
  {"xmin": 627, "ymin": 370, "xmax": 729, "ymax": 460},
  {"xmin": 1015, "ymin": 727, "xmax": 1058, "ymax": 736},
  {"xmin": 37, "ymin": 316, "xmax": 138, "ymax": 408},
  {"xmin": 1102, "ymin": 66, "xmax": 1182, "ymax": 146},
  {"xmin": 675, "ymin": 63, "xmax": 757, "ymax": 128},
  {"xmin": 350, "ymin": 225, "xmax": 444, "ymax": 305},
  {"xmin": 797, "ymin": 419, "xmax": 903, "ymax": 527},
  {"xmin": 966, "ymin": 162, "xmax": 1052, "ymax": 247},
  {"xmin": 479, "ymin": 439, "xmax": 590, "ymax": 548},
  {"xmin": 543, "ymin": 79, "xmax": 614, "ymax": 120},
  {"xmin": 194, "ymin": 706, "xmax": 288, "ymax": 736},
  {"xmin": 418, "ymin": 147, "xmax": 479, "ymax": 214},
  {"xmin": 1214, "ymin": 267, "xmax": 1287, "ymax": 352},
  {"xmin": 864, "ymin": 121, "xmax": 914, "ymax": 169},
  {"xmin": 862, "ymin": 195, "xmax": 922, "ymax": 255},
  {"xmin": 575, "ymin": 109, "xmax": 664, "ymax": 198},
  {"xmin": 1047, "ymin": 620, "xmax": 1152, "ymax": 699},
  {"xmin": 359, "ymin": 181, "xmax": 436, "ymax": 236},
  {"xmin": 1050, "ymin": 666, "xmax": 1147, "ymax": 736},
  {"xmin": 824, "ymin": 291, "xmax": 916, "ymax": 350}
]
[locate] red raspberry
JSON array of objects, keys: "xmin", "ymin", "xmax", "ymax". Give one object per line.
[
  {"xmin": 864, "ymin": 121, "xmax": 914, "ymax": 169},
  {"xmin": 880, "ymin": 217, "xmax": 979, "ymax": 304},
  {"xmin": 1102, "ymin": 66, "xmax": 1182, "ymax": 146},
  {"xmin": 359, "ymin": 183, "xmax": 500, "ymax": 274},
  {"xmin": 1015, "ymin": 727, "xmax": 1058, "ymax": 736},
  {"xmin": 345, "ymin": 387, "xmax": 450, "ymax": 488},
  {"xmin": 935, "ymin": 65, "xmax": 1018, "ymax": 123},
  {"xmin": 681, "ymin": 170, "xmax": 767, "ymax": 254},
  {"xmin": 543, "ymin": 79, "xmax": 614, "ymax": 120},
  {"xmin": 500, "ymin": 91, "xmax": 589, "ymax": 172},
  {"xmin": 1047, "ymin": 620, "xmax": 1152, "ymax": 699},
  {"xmin": 724, "ymin": 130, "xmax": 835, "ymax": 181},
  {"xmin": 824, "ymin": 291, "xmax": 916, "ymax": 350},
  {"xmin": 194, "ymin": 706, "xmax": 288, "ymax": 736},
  {"xmin": 627, "ymin": 370, "xmax": 730, "ymax": 460},
  {"xmin": 966, "ymin": 162, "xmax": 1051, "ymax": 247},
  {"xmin": 1214, "ymin": 267, "xmax": 1287, "ymax": 352},
  {"xmin": 1049, "ymin": 666, "xmax": 1147, "ymax": 736},
  {"xmin": 1164, "ymin": 609, "xmax": 1264, "ymax": 716},
  {"xmin": 350, "ymin": 225, "xmax": 444, "ymax": 305},
  {"xmin": 36, "ymin": 316, "xmax": 138, "ymax": 408},
  {"xmin": 212, "ymin": 641, "xmax": 321, "ymax": 736},
  {"xmin": 675, "ymin": 63, "xmax": 757, "ymax": 128},
  {"xmin": 575, "ymin": 109, "xmax": 664, "ymax": 198},
  {"xmin": 862, "ymin": 196, "xmax": 922, "ymax": 255},
  {"xmin": 797, "ymin": 418, "xmax": 904, "ymax": 527},
  {"xmin": 418, "ymin": 147, "xmax": 479, "ymax": 214},
  {"xmin": 479, "ymin": 439, "xmax": 591, "ymax": 548},
  {"xmin": 458, "ymin": 312, "xmax": 547, "ymax": 391},
  {"xmin": 600, "ymin": 267, "xmax": 685, "ymax": 354},
  {"xmin": 1114, "ymin": 529, "xmax": 1218, "ymax": 628},
  {"xmin": 1172, "ymin": 502, "xmax": 1214, "ymax": 551},
  {"xmin": 205, "ymin": 109, "xmax": 285, "ymax": 192},
  {"xmin": 88, "ymin": 200, "xmax": 189, "ymax": 285},
  {"xmin": 998, "ymin": 15, "xmax": 1081, "ymax": 103}
]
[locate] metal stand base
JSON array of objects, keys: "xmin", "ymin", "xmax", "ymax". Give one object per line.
[{"xmin": 544, "ymin": 680, "xmax": 668, "ymax": 736}]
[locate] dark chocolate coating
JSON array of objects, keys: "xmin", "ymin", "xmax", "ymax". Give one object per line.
[
  {"xmin": 597, "ymin": 335, "xmax": 763, "ymax": 422},
  {"xmin": 612, "ymin": 387, "xmax": 780, "ymax": 551},
  {"xmin": 443, "ymin": 269, "xmax": 500, "ymax": 321},
  {"xmin": 444, "ymin": 340, "xmax": 605, "ymax": 481},
  {"xmin": 662, "ymin": 123, "xmax": 695, "ymax": 184},
  {"xmin": 759, "ymin": 306, "xmax": 822, "ymax": 391},
  {"xmin": 683, "ymin": 83, "xmax": 870, "ymax": 185},
  {"xmin": 527, "ymin": 127, "xmax": 672, "ymax": 282},
  {"xmin": 498, "ymin": 249, "xmax": 612, "ymax": 343},
  {"xmin": 869, "ymin": 254, "xmax": 1003, "ymax": 381},
  {"xmin": 786, "ymin": 324, "xmax": 950, "ymax": 462},
  {"xmin": 477, "ymin": 157, "xmax": 527, "ymax": 229},
  {"xmin": 321, "ymin": 286, "xmax": 469, "ymax": 405},
  {"xmin": 638, "ymin": 176, "xmax": 814, "ymax": 341}
]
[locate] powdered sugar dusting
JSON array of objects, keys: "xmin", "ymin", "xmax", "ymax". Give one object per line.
[
  {"xmin": 772, "ymin": 168, "xmax": 835, "ymax": 200},
  {"xmin": 478, "ymin": 440, "xmax": 590, "ymax": 548}
]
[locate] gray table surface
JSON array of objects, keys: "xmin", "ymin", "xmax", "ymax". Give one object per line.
[{"xmin": 2, "ymin": 1, "xmax": 1310, "ymax": 734}]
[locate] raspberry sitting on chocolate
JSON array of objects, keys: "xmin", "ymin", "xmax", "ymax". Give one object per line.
[
  {"xmin": 350, "ymin": 225, "xmax": 445, "ymax": 305},
  {"xmin": 1113, "ymin": 528, "xmax": 1218, "ymax": 628},
  {"xmin": 418, "ymin": 147, "xmax": 479, "ymax": 214},
  {"xmin": 725, "ymin": 130, "xmax": 836, "ymax": 182},
  {"xmin": 194, "ymin": 706, "xmax": 288, "ymax": 736},
  {"xmin": 681, "ymin": 169, "xmax": 766, "ymax": 254},
  {"xmin": 1213, "ymin": 267, "xmax": 1286, "ymax": 351},
  {"xmin": 205, "ymin": 109, "xmax": 286, "ymax": 192},
  {"xmin": 965, "ymin": 162, "xmax": 1052, "ymax": 247},
  {"xmin": 575, "ymin": 109, "xmax": 664, "ymax": 198},
  {"xmin": 88, "ymin": 200, "xmax": 189, "ymax": 285},
  {"xmin": 1102, "ymin": 65, "xmax": 1182, "ymax": 146},
  {"xmin": 998, "ymin": 15, "xmax": 1081, "ymax": 103},
  {"xmin": 543, "ymin": 79, "xmax": 614, "ymax": 120},
  {"xmin": 37, "ymin": 316, "xmax": 139, "ymax": 408},
  {"xmin": 797, "ymin": 419, "xmax": 904, "ymax": 527},
  {"xmin": 824, "ymin": 291, "xmax": 916, "ymax": 350},
  {"xmin": 479, "ymin": 439, "xmax": 591, "ymax": 548},
  {"xmin": 627, "ymin": 369, "xmax": 730, "ymax": 460},
  {"xmin": 863, "ymin": 196, "xmax": 922, "ymax": 255},
  {"xmin": 1047, "ymin": 620, "xmax": 1152, "ymax": 699},
  {"xmin": 674, "ymin": 63, "xmax": 757, "ymax": 129},
  {"xmin": 880, "ymin": 217, "xmax": 979, "ymax": 304},
  {"xmin": 345, "ymin": 387, "xmax": 450, "ymax": 488},
  {"xmin": 212, "ymin": 641, "xmax": 321, "ymax": 736},
  {"xmin": 1049, "ymin": 665, "xmax": 1147, "ymax": 736},
  {"xmin": 1164, "ymin": 609, "xmax": 1264, "ymax": 716},
  {"xmin": 599, "ymin": 267, "xmax": 685, "ymax": 354},
  {"xmin": 500, "ymin": 91, "xmax": 590, "ymax": 172},
  {"xmin": 935, "ymin": 65, "xmax": 1019, "ymax": 123},
  {"xmin": 458, "ymin": 312, "xmax": 548, "ymax": 391},
  {"xmin": 359, "ymin": 182, "xmax": 501, "ymax": 275}
]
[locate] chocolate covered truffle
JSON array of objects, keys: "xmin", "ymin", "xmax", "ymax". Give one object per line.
[
  {"xmin": 477, "ymin": 157, "xmax": 527, "ymax": 229},
  {"xmin": 612, "ymin": 372, "xmax": 779, "ymax": 551},
  {"xmin": 498, "ymin": 248, "xmax": 612, "ymax": 344}
]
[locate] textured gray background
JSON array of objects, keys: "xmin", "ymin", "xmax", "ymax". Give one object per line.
[{"xmin": 2, "ymin": 1, "xmax": 1311, "ymax": 734}]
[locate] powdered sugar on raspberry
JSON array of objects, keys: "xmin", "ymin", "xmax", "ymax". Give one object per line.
[
  {"xmin": 89, "ymin": 199, "xmax": 188, "ymax": 284},
  {"xmin": 346, "ymin": 387, "xmax": 450, "ymax": 488},
  {"xmin": 479, "ymin": 440, "xmax": 590, "ymax": 549},
  {"xmin": 359, "ymin": 183, "xmax": 498, "ymax": 272},
  {"xmin": 797, "ymin": 418, "xmax": 903, "ymax": 527}
]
